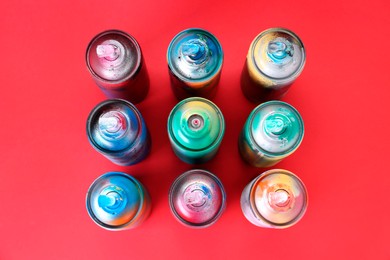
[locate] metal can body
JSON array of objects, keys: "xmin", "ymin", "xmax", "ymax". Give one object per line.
[
  {"xmin": 167, "ymin": 97, "xmax": 225, "ymax": 164},
  {"xmin": 86, "ymin": 172, "xmax": 151, "ymax": 230},
  {"xmin": 241, "ymin": 28, "xmax": 306, "ymax": 103},
  {"xmin": 238, "ymin": 101, "xmax": 304, "ymax": 168},
  {"xmin": 86, "ymin": 30, "xmax": 149, "ymax": 103},
  {"xmin": 169, "ymin": 169, "xmax": 226, "ymax": 228},
  {"xmin": 167, "ymin": 28, "xmax": 223, "ymax": 100},
  {"xmin": 87, "ymin": 99, "xmax": 151, "ymax": 166},
  {"xmin": 241, "ymin": 169, "xmax": 308, "ymax": 229}
]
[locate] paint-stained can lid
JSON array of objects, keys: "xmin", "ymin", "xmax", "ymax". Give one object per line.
[
  {"xmin": 168, "ymin": 97, "xmax": 224, "ymax": 151},
  {"xmin": 249, "ymin": 169, "xmax": 308, "ymax": 227},
  {"xmin": 169, "ymin": 169, "xmax": 226, "ymax": 228},
  {"xmin": 249, "ymin": 101, "xmax": 304, "ymax": 158},
  {"xmin": 87, "ymin": 99, "xmax": 141, "ymax": 152},
  {"xmin": 167, "ymin": 28, "xmax": 223, "ymax": 83},
  {"xmin": 86, "ymin": 172, "xmax": 147, "ymax": 230},
  {"xmin": 249, "ymin": 28, "xmax": 305, "ymax": 81},
  {"xmin": 86, "ymin": 30, "xmax": 142, "ymax": 83}
]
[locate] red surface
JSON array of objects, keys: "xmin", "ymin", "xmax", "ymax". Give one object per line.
[{"xmin": 1, "ymin": 0, "xmax": 389, "ymax": 259}]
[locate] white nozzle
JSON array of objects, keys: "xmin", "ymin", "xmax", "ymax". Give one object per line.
[
  {"xmin": 96, "ymin": 44, "xmax": 120, "ymax": 60},
  {"xmin": 269, "ymin": 190, "xmax": 290, "ymax": 207}
]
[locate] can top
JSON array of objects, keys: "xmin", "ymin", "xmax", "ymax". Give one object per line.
[
  {"xmin": 87, "ymin": 99, "xmax": 141, "ymax": 152},
  {"xmin": 167, "ymin": 28, "xmax": 223, "ymax": 82},
  {"xmin": 169, "ymin": 169, "xmax": 226, "ymax": 227},
  {"xmin": 249, "ymin": 28, "xmax": 305, "ymax": 81},
  {"xmin": 249, "ymin": 101, "xmax": 304, "ymax": 157},
  {"xmin": 86, "ymin": 30, "xmax": 141, "ymax": 83},
  {"xmin": 168, "ymin": 97, "xmax": 225, "ymax": 151},
  {"xmin": 250, "ymin": 169, "xmax": 308, "ymax": 227},
  {"xmin": 86, "ymin": 172, "xmax": 145, "ymax": 230}
]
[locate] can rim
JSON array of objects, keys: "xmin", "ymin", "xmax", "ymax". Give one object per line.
[
  {"xmin": 168, "ymin": 169, "xmax": 227, "ymax": 228},
  {"xmin": 248, "ymin": 169, "xmax": 308, "ymax": 228},
  {"xmin": 167, "ymin": 28, "xmax": 224, "ymax": 83},
  {"xmin": 85, "ymin": 172, "xmax": 147, "ymax": 231},
  {"xmin": 86, "ymin": 99, "xmax": 143, "ymax": 154},
  {"xmin": 86, "ymin": 29, "xmax": 143, "ymax": 85}
]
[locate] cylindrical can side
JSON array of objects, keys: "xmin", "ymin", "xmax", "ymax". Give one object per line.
[
  {"xmin": 168, "ymin": 67, "xmax": 221, "ymax": 100},
  {"xmin": 99, "ymin": 127, "xmax": 151, "ymax": 166},
  {"xmin": 241, "ymin": 59, "xmax": 290, "ymax": 103},
  {"xmin": 169, "ymin": 138, "xmax": 220, "ymax": 164},
  {"xmin": 238, "ymin": 128, "xmax": 281, "ymax": 168},
  {"xmin": 86, "ymin": 99, "xmax": 151, "ymax": 166},
  {"xmin": 240, "ymin": 177, "xmax": 269, "ymax": 227},
  {"xmin": 86, "ymin": 30, "xmax": 150, "ymax": 104},
  {"xmin": 124, "ymin": 181, "xmax": 152, "ymax": 229},
  {"xmin": 97, "ymin": 58, "xmax": 150, "ymax": 104}
]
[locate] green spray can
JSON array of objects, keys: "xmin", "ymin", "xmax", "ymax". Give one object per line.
[
  {"xmin": 238, "ymin": 101, "xmax": 304, "ymax": 167},
  {"xmin": 168, "ymin": 97, "xmax": 225, "ymax": 164}
]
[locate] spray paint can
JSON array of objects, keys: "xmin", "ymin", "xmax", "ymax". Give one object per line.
[
  {"xmin": 241, "ymin": 28, "xmax": 306, "ymax": 103},
  {"xmin": 241, "ymin": 169, "xmax": 308, "ymax": 228},
  {"xmin": 86, "ymin": 99, "xmax": 151, "ymax": 166},
  {"xmin": 169, "ymin": 169, "xmax": 226, "ymax": 228},
  {"xmin": 238, "ymin": 101, "xmax": 304, "ymax": 168},
  {"xmin": 86, "ymin": 172, "xmax": 151, "ymax": 230},
  {"xmin": 86, "ymin": 29, "xmax": 149, "ymax": 103},
  {"xmin": 167, "ymin": 28, "xmax": 223, "ymax": 100},
  {"xmin": 167, "ymin": 97, "xmax": 225, "ymax": 164}
]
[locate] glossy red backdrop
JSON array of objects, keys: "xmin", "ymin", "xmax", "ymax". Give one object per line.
[{"xmin": 1, "ymin": 0, "xmax": 389, "ymax": 259}]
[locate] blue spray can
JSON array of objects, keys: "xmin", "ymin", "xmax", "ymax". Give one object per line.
[
  {"xmin": 86, "ymin": 99, "xmax": 151, "ymax": 166},
  {"xmin": 167, "ymin": 28, "xmax": 223, "ymax": 100},
  {"xmin": 86, "ymin": 172, "xmax": 151, "ymax": 230}
]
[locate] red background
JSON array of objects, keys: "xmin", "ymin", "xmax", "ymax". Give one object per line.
[{"xmin": 1, "ymin": 0, "xmax": 389, "ymax": 259}]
